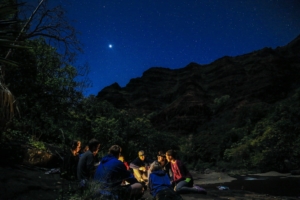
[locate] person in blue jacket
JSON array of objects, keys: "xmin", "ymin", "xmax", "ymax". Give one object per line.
[
  {"xmin": 148, "ymin": 161, "xmax": 183, "ymax": 200},
  {"xmin": 94, "ymin": 145, "xmax": 143, "ymax": 199}
]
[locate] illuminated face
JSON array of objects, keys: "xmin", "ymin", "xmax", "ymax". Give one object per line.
[
  {"xmin": 157, "ymin": 155, "xmax": 165, "ymax": 162},
  {"xmin": 166, "ymin": 154, "xmax": 172, "ymax": 162},
  {"xmin": 139, "ymin": 154, "xmax": 145, "ymax": 161},
  {"xmin": 76, "ymin": 142, "xmax": 81, "ymax": 153}
]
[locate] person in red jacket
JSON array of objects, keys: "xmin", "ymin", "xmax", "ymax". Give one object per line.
[{"xmin": 165, "ymin": 150, "xmax": 206, "ymax": 195}]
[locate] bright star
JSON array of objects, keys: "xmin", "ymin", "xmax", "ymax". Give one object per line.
[{"xmin": 109, "ymin": 44, "xmax": 113, "ymax": 48}]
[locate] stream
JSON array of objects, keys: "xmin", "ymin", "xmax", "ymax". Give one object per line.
[{"xmin": 206, "ymin": 175, "xmax": 300, "ymax": 197}]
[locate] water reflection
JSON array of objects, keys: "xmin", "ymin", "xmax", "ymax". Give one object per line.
[
  {"xmin": 241, "ymin": 176, "xmax": 267, "ymax": 181},
  {"xmin": 206, "ymin": 175, "xmax": 300, "ymax": 197}
]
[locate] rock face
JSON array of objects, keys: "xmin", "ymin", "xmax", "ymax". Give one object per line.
[{"xmin": 97, "ymin": 35, "xmax": 300, "ymax": 135}]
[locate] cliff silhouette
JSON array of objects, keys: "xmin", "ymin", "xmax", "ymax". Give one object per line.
[{"xmin": 97, "ymin": 34, "xmax": 300, "ymax": 136}]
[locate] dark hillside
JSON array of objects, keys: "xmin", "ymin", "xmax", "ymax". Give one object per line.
[{"xmin": 97, "ymin": 34, "xmax": 300, "ymax": 136}]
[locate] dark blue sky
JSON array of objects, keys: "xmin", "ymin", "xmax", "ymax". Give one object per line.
[{"xmin": 58, "ymin": 0, "xmax": 300, "ymax": 95}]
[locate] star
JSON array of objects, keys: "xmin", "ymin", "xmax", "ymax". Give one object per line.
[{"xmin": 109, "ymin": 44, "xmax": 113, "ymax": 48}]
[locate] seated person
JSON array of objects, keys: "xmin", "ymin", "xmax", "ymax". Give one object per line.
[
  {"xmin": 130, "ymin": 150, "xmax": 153, "ymax": 183},
  {"xmin": 148, "ymin": 161, "xmax": 183, "ymax": 200},
  {"xmin": 166, "ymin": 150, "xmax": 207, "ymax": 195},
  {"xmin": 77, "ymin": 138, "xmax": 100, "ymax": 187},
  {"xmin": 82, "ymin": 145, "xmax": 89, "ymax": 154},
  {"xmin": 94, "ymin": 145, "xmax": 143, "ymax": 199},
  {"xmin": 157, "ymin": 150, "xmax": 172, "ymax": 178},
  {"xmin": 61, "ymin": 140, "xmax": 81, "ymax": 180}
]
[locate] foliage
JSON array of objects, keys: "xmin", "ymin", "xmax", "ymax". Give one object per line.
[
  {"xmin": 29, "ymin": 138, "xmax": 46, "ymax": 150},
  {"xmin": 223, "ymin": 89, "xmax": 300, "ymax": 172},
  {"xmin": 0, "ymin": 0, "xmax": 24, "ymax": 127},
  {"xmin": 2, "ymin": 37, "xmax": 83, "ymax": 143},
  {"xmin": 211, "ymin": 94, "xmax": 230, "ymax": 113},
  {"xmin": 75, "ymin": 97, "xmax": 180, "ymax": 160},
  {"xmin": 18, "ymin": 0, "xmax": 83, "ymax": 62},
  {"xmin": 180, "ymin": 88, "xmax": 300, "ymax": 173},
  {"xmin": 0, "ymin": 0, "xmax": 24, "ymax": 65}
]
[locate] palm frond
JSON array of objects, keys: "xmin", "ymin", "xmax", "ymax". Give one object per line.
[
  {"xmin": 0, "ymin": 0, "xmax": 21, "ymax": 123},
  {"xmin": 0, "ymin": 82, "xmax": 16, "ymax": 120}
]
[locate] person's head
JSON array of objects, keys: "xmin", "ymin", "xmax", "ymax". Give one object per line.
[
  {"xmin": 88, "ymin": 139, "xmax": 100, "ymax": 155},
  {"xmin": 70, "ymin": 140, "xmax": 81, "ymax": 154},
  {"xmin": 157, "ymin": 150, "xmax": 166, "ymax": 163},
  {"xmin": 166, "ymin": 149, "xmax": 177, "ymax": 162},
  {"xmin": 83, "ymin": 145, "xmax": 89, "ymax": 152},
  {"xmin": 138, "ymin": 150, "xmax": 145, "ymax": 161},
  {"xmin": 109, "ymin": 145, "xmax": 122, "ymax": 158},
  {"xmin": 149, "ymin": 161, "xmax": 161, "ymax": 172}
]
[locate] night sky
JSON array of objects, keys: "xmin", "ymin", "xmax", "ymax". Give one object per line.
[{"xmin": 57, "ymin": 0, "xmax": 300, "ymax": 96}]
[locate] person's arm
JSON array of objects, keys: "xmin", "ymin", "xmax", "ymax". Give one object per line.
[
  {"xmin": 124, "ymin": 172, "xmax": 138, "ymax": 184},
  {"xmin": 132, "ymin": 168, "xmax": 144, "ymax": 181},
  {"xmin": 176, "ymin": 160, "xmax": 192, "ymax": 183},
  {"xmin": 86, "ymin": 153, "xmax": 96, "ymax": 178},
  {"xmin": 177, "ymin": 160, "xmax": 192, "ymax": 179},
  {"xmin": 172, "ymin": 160, "xmax": 185, "ymax": 183},
  {"xmin": 129, "ymin": 158, "xmax": 140, "ymax": 169},
  {"xmin": 119, "ymin": 162, "xmax": 137, "ymax": 184},
  {"xmin": 124, "ymin": 161, "xmax": 130, "ymax": 170}
]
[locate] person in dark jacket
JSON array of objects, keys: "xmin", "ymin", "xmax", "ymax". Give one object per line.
[
  {"xmin": 77, "ymin": 139, "xmax": 100, "ymax": 187},
  {"xmin": 61, "ymin": 140, "xmax": 81, "ymax": 180},
  {"xmin": 94, "ymin": 145, "xmax": 143, "ymax": 199},
  {"xmin": 130, "ymin": 150, "xmax": 153, "ymax": 183},
  {"xmin": 148, "ymin": 161, "xmax": 183, "ymax": 200}
]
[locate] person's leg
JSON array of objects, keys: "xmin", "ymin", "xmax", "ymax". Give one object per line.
[
  {"xmin": 155, "ymin": 188, "xmax": 183, "ymax": 200},
  {"xmin": 129, "ymin": 182, "xmax": 144, "ymax": 199},
  {"xmin": 174, "ymin": 180, "xmax": 190, "ymax": 194},
  {"xmin": 175, "ymin": 180, "xmax": 205, "ymax": 194}
]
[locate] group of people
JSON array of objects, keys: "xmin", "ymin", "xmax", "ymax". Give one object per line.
[{"xmin": 61, "ymin": 138, "xmax": 206, "ymax": 199}]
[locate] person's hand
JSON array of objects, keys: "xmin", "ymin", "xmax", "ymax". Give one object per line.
[
  {"xmin": 139, "ymin": 166, "xmax": 146, "ymax": 172},
  {"xmin": 185, "ymin": 178, "xmax": 191, "ymax": 183}
]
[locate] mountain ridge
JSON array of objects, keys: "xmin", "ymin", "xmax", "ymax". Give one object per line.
[{"xmin": 97, "ymin": 34, "xmax": 300, "ymax": 136}]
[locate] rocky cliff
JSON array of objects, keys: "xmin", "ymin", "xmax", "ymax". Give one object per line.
[{"xmin": 97, "ymin": 34, "xmax": 300, "ymax": 135}]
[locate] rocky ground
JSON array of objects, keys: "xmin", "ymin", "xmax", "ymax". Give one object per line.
[{"xmin": 1, "ymin": 164, "xmax": 299, "ymax": 200}]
